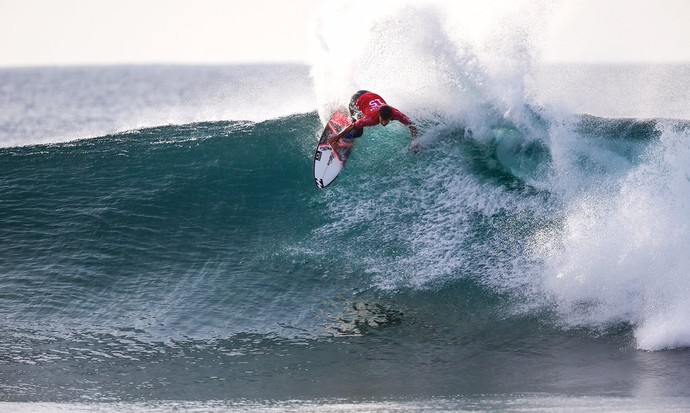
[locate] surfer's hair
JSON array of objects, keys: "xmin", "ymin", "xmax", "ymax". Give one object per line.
[{"xmin": 379, "ymin": 105, "xmax": 393, "ymax": 120}]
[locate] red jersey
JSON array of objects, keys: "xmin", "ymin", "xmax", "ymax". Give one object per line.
[{"xmin": 352, "ymin": 92, "xmax": 412, "ymax": 129}]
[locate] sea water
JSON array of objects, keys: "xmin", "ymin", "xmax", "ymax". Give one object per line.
[{"xmin": 2, "ymin": 3, "xmax": 690, "ymax": 412}]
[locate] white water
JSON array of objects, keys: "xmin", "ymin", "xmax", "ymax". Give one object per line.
[
  {"xmin": 310, "ymin": 0, "xmax": 548, "ymax": 134},
  {"xmin": 535, "ymin": 121, "xmax": 690, "ymax": 350}
]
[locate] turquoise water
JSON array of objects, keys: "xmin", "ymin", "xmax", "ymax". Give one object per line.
[{"xmin": 1, "ymin": 63, "xmax": 690, "ymax": 411}]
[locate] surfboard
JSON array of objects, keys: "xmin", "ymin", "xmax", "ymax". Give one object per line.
[{"xmin": 313, "ymin": 108, "xmax": 353, "ymax": 188}]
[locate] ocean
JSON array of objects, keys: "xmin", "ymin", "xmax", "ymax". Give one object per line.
[{"xmin": 2, "ymin": 14, "xmax": 690, "ymax": 413}]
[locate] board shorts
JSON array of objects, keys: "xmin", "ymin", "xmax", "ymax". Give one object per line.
[{"xmin": 342, "ymin": 128, "xmax": 363, "ymax": 141}]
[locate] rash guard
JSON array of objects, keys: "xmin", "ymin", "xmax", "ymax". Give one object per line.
[{"xmin": 352, "ymin": 92, "xmax": 412, "ymax": 129}]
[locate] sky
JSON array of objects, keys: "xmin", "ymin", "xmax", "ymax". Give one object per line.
[{"xmin": 0, "ymin": 0, "xmax": 689, "ymax": 67}]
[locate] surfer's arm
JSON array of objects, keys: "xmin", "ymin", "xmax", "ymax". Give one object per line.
[
  {"xmin": 393, "ymin": 109, "xmax": 418, "ymax": 146},
  {"xmin": 409, "ymin": 124, "xmax": 419, "ymax": 153},
  {"xmin": 328, "ymin": 123, "xmax": 356, "ymax": 144},
  {"xmin": 409, "ymin": 124, "xmax": 418, "ymax": 139}
]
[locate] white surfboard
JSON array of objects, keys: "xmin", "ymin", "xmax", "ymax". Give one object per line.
[{"xmin": 313, "ymin": 108, "xmax": 354, "ymax": 188}]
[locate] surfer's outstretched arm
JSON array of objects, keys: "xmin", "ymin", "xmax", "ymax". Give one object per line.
[
  {"xmin": 409, "ymin": 124, "xmax": 418, "ymax": 139},
  {"xmin": 328, "ymin": 123, "xmax": 355, "ymax": 144},
  {"xmin": 409, "ymin": 124, "xmax": 419, "ymax": 152}
]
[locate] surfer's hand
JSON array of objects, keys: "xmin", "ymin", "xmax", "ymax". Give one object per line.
[
  {"xmin": 409, "ymin": 125, "xmax": 418, "ymax": 140},
  {"xmin": 411, "ymin": 139, "xmax": 420, "ymax": 153}
]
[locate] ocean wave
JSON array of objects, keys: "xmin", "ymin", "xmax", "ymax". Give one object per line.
[{"xmin": 2, "ymin": 108, "xmax": 688, "ymax": 354}]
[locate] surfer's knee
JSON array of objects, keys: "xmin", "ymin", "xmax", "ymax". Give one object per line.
[{"xmin": 349, "ymin": 90, "xmax": 368, "ymax": 116}]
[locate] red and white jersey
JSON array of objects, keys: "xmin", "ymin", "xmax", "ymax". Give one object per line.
[{"xmin": 352, "ymin": 92, "xmax": 412, "ymax": 129}]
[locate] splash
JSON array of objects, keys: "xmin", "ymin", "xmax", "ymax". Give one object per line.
[
  {"xmin": 309, "ymin": 0, "xmax": 550, "ymax": 136},
  {"xmin": 534, "ymin": 121, "xmax": 690, "ymax": 350}
]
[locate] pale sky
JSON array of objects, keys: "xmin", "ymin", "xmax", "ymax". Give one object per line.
[
  {"xmin": 0, "ymin": 0, "xmax": 689, "ymax": 67},
  {"xmin": 0, "ymin": 0, "xmax": 321, "ymax": 66},
  {"xmin": 541, "ymin": 0, "xmax": 690, "ymax": 63}
]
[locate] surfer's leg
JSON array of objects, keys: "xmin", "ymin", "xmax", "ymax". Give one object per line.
[
  {"xmin": 349, "ymin": 90, "xmax": 368, "ymax": 120},
  {"xmin": 350, "ymin": 111, "xmax": 363, "ymax": 122}
]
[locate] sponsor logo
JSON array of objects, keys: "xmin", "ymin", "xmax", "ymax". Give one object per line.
[
  {"xmin": 315, "ymin": 151, "xmax": 322, "ymax": 161},
  {"xmin": 369, "ymin": 98, "xmax": 384, "ymax": 110},
  {"xmin": 327, "ymin": 153, "xmax": 334, "ymax": 165}
]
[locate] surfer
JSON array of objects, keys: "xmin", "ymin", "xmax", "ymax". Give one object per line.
[{"xmin": 328, "ymin": 90, "xmax": 419, "ymax": 152}]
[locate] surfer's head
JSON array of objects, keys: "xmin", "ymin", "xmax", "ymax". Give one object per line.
[{"xmin": 379, "ymin": 106, "xmax": 393, "ymax": 126}]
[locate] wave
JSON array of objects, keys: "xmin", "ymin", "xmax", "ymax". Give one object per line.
[
  {"xmin": 2, "ymin": 106, "xmax": 689, "ymax": 353},
  {"xmin": 534, "ymin": 118, "xmax": 690, "ymax": 350},
  {"xmin": 2, "ymin": 1, "xmax": 690, "ymax": 361}
]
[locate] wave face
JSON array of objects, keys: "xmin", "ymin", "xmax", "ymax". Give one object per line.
[{"xmin": 2, "ymin": 1, "xmax": 690, "ymax": 405}]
